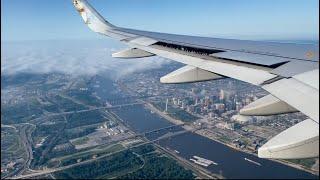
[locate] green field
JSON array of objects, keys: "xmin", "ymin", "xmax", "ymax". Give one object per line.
[
  {"xmin": 52, "ymin": 144, "xmax": 195, "ymax": 179},
  {"xmin": 66, "ymin": 90, "xmax": 102, "ymax": 107},
  {"xmin": 120, "ymin": 145, "xmax": 195, "ymax": 179},
  {"xmin": 286, "ymin": 158, "xmax": 317, "ymax": 169},
  {"xmin": 1, "ymin": 99, "xmax": 43, "ymax": 124},
  {"xmin": 51, "ymin": 95, "xmax": 88, "ymax": 112},
  {"xmin": 47, "ymin": 143, "xmax": 125, "ymax": 168},
  {"xmin": 152, "ymin": 101, "xmax": 198, "ymax": 123},
  {"xmin": 1, "ymin": 127, "xmax": 27, "ymax": 178},
  {"xmin": 53, "ymin": 149, "xmax": 143, "ymax": 179},
  {"xmin": 65, "ymin": 110, "xmax": 106, "ymax": 129},
  {"xmin": 71, "ymin": 137, "xmax": 89, "ymax": 146}
]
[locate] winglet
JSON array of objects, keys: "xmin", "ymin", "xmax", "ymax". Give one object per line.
[{"xmin": 72, "ymin": 0, "xmax": 116, "ymax": 34}]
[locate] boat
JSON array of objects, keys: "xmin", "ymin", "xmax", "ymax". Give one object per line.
[
  {"xmin": 244, "ymin": 158, "xmax": 262, "ymax": 166},
  {"xmin": 190, "ymin": 155, "xmax": 218, "ymax": 167},
  {"xmin": 193, "ymin": 156, "xmax": 218, "ymax": 165},
  {"xmin": 189, "ymin": 158, "xmax": 210, "ymax": 167}
]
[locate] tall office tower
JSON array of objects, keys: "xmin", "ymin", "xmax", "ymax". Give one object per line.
[
  {"xmin": 236, "ymin": 102, "xmax": 242, "ymax": 111},
  {"xmin": 219, "ymin": 89, "xmax": 225, "ymax": 100},
  {"xmin": 165, "ymin": 98, "xmax": 169, "ymax": 112}
]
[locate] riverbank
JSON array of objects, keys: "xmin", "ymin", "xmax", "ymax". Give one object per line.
[
  {"xmin": 146, "ymin": 102, "xmax": 319, "ymax": 176},
  {"xmin": 145, "ymin": 102, "xmax": 184, "ymax": 125}
]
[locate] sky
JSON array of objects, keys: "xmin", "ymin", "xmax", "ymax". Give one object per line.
[
  {"xmin": 1, "ymin": 0, "xmax": 319, "ymax": 41},
  {"xmin": 1, "ymin": 0, "xmax": 319, "ymax": 78}
]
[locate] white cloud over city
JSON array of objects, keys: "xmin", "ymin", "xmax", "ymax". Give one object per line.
[{"xmin": 1, "ymin": 40, "xmax": 171, "ymax": 80}]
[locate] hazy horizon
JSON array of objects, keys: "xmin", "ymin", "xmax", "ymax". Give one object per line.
[{"xmin": 2, "ymin": 0, "xmax": 319, "ymax": 41}]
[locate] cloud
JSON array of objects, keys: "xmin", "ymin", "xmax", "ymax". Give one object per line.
[{"xmin": 1, "ymin": 40, "xmax": 171, "ymax": 80}]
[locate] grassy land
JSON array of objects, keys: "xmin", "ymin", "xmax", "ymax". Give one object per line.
[
  {"xmin": 53, "ymin": 149, "xmax": 143, "ymax": 179},
  {"xmin": 31, "ymin": 110, "xmax": 107, "ymax": 167},
  {"xmin": 52, "ymin": 95, "xmax": 88, "ymax": 112},
  {"xmin": 71, "ymin": 137, "xmax": 89, "ymax": 146},
  {"xmin": 1, "ymin": 127, "xmax": 26, "ymax": 161},
  {"xmin": 1, "ymin": 127, "xmax": 27, "ymax": 178},
  {"xmin": 286, "ymin": 159, "xmax": 317, "ymax": 169},
  {"xmin": 66, "ymin": 90, "xmax": 102, "ymax": 107},
  {"xmin": 47, "ymin": 143, "xmax": 125, "ymax": 168},
  {"xmin": 1, "ymin": 98, "xmax": 43, "ymax": 124},
  {"xmin": 152, "ymin": 101, "xmax": 198, "ymax": 123},
  {"xmin": 118, "ymin": 144, "xmax": 195, "ymax": 179},
  {"xmin": 65, "ymin": 110, "xmax": 106, "ymax": 129},
  {"xmin": 52, "ymin": 144, "xmax": 195, "ymax": 179},
  {"xmin": 217, "ymin": 135, "xmax": 232, "ymax": 143}
]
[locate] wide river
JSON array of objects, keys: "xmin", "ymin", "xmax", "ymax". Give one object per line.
[{"xmin": 93, "ymin": 76, "xmax": 318, "ymax": 179}]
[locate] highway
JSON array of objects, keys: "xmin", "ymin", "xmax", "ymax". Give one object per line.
[
  {"xmin": 26, "ymin": 101, "xmax": 145, "ymax": 125},
  {"xmin": 1, "ymin": 124, "xmax": 17, "ymax": 130},
  {"xmin": 144, "ymin": 124, "xmax": 184, "ymax": 134},
  {"xmin": 8, "ymin": 84, "xmax": 210, "ymax": 179},
  {"xmin": 13, "ymin": 124, "xmax": 35, "ymax": 177},
  {"xmin": 11, "ymin": 128, "xmax": 193, "ymax": 179},
  {"xmin": 9, "ymin": 93, "xmax": 211, "ymax": 179},
  {"xmin": 41, "ymin": 102, "xmax": 145, "ymax": 117}
]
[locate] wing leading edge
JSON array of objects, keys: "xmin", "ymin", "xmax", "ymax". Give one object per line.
[{"xmin": 72, "ymin": 0, "xmax": 319, "ymax": 159}]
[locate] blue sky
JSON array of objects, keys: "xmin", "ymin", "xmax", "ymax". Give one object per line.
[{"xmin": 1, "ymin": 0, "xmax": 319, "ymax": 41}]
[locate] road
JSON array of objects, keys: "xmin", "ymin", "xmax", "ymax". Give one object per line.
[
  {"xmin": 37, "ymin": 102, "xmax": 145, "ymax": 118},
  {"xmin": 11, "ymin": 128, "xmax": 194, "ymax": 179},
  {"xmin": 7, "ymin": 82, "xmax": 207, "ymax": 179},
  {"xmin": 15, "ymin": 124, "xmax": 36, "ymax": 176},
  {"xmin": 153, "ymin": 142, "xmax": 222, "ymax": 179},
  {"xmin": 1, "ymin": 124, "xmax": 17, "ymax": 130},
  {"xmin": 25, "ymin": 101, "xmax": 145, "ymax": 126},
  {"xmin": 1, "ymin": 124, "xmax": 34, "ymax": 179}
]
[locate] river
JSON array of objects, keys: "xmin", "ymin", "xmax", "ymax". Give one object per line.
[{"xmin": 92, "ymin": 75, "xmax": 318, "ymax": 179}]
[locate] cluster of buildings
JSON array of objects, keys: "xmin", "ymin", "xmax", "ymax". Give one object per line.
[
  {"xmin": 121, "ymin": 68, "xmax": 307, "ymax": 154},
  {"xmin": 1, "ymin": 73, "xmax": 71, "ymax": 106},
  {"xmin": 98, "ymin": 121, "xmax": 127, "ymax": 136},
  {"xmin": 168, "ymin": 88, "xmax": 259, "ymax": 121}
]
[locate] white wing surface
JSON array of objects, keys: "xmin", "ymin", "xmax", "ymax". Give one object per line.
[{"xmin": 72, "ymin": 0, "xmax": 319, "ymax": 159}]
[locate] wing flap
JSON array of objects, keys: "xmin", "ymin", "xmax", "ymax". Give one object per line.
[
  {"xmin": 271, "ymin": 60, "xmax": 319, "ymax": 78},
  {"xmin": 210, "ymin": 51, "xmax": 289, "ymax": 67},
  {"xmin": 121, "ymin": 28, "xmax": 319, "ymax": 62},
  {"xmin": 129, "ymin": 43, "xmax": 277, "ymax": 85}
]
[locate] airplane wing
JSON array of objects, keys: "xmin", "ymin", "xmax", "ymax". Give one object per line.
[{"xmin": 72, "ymin": 0, "xmax": 319, "ymax": 159}]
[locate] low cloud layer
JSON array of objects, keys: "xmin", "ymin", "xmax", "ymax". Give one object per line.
[{"xmin": 1, "ymin": 40, "xmax": 171, "ymax": 79}]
